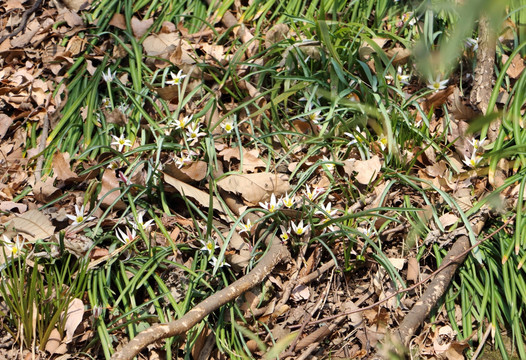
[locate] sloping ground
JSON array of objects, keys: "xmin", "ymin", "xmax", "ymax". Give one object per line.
[{"xmin": 1, "ymin": 0, "xmax": 526, "ymax": 359}]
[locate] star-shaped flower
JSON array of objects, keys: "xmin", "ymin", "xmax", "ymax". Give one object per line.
[
  {"xmin": 315, "ymin": 202, "xmax": 337, "ymax": 218},
  {"xmin": 291, "ymin": 220, "xmax": 311, "ymax": 236},
  {"xmin": 2, "ymin": 235, "xmax": 24, "ymax": 258},
  {"xmin": 102, "ymin": 68, "xmax": 115, "ymax": 83},
  {"xmin": 166, "ymin": 70, "xmax": 186, "ymax": 86},
  {"xmin": 221, "ymin": 118, "xmax": 235, "ymax": 133},
  {"xmin": 259, "ymin": 193, "xmax": 281, "ymax": 213},
  {"xmin": 280, "ymin": 192, "xmax": 295, "ymax": 208},
  {"xmin": 174, "ymin": 152, "xmax": 191, "ymax": 168},
  {"xmin": 199, "ymin": 238, "xmax": 219, "ymax": 255},
  {"xmin": 172, "ymin": 115, "xmax": 192, "ymax": 130},
  {"xmin": 186, "ymin": 124, "xmax": 206, "ymax": 144},
  {"xmin": 386, "ymin": 66, "xmax": 410, "ymax": 85},
  {"xmin": 131, "ymin": 211, "xmax": 155, "ymax": 230},
  {"xmin": 209, "ymin": 256, "xmax": 230, "ymax": 268},
  {"xmin": 304, "ymin": 185, "xmax": 323, "ymax": 201},
  {"xmin": 468, "ymin": 137, "xmax": 486, "ymax": 152},
  {"xmin": 116, "ymin": 227, "xmax": 137, "ymax": 245},
  {"xmin": 279, "ymin": 225, "xmax": 291, "ymax": 242},
  {"xmin": 238, "ymin": 219, "xmax": 252, "ymax": 235},
  {"xmin": 427, "ymin": 76, "xmax": 449, "ymax": 92},
  {"xmin": 66, "ymin": 204, "xmax": 96, "ymax": 226},
  {"xmin": 463, "ymin": 153, "xmax": 483, "ymax": 168},
  {"xmin": 111, "ymin": 134, "xmax": 132, "ymax": 152}
]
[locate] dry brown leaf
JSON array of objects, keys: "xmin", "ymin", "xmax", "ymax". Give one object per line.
[
  {"xmin": 447, "ymin": 88, "xmax": 480, "ymax": 121},
  {"xmin": 219, "ymin": 147, "xmax": 266, "ymax": 173},
  {"xmin": 109, "ymin": 13, "xmax": 127, "ymax": 30},
  {"xmin": 63, "ymin": 10, "xmax": 83, "ymax": 27},
  {"xmin": 45, "ymin": 328, "xmax": 62, "ymax": 355},
  {"xmin": 131, "ymin": 17, "xmax": 153, "ymax": 39},
  {"xmin": 265, "ymin": 24, "xmax": 289, "ymax": 49},
  {"xmin": 164, "ymin": 161, "xmax": 207, "ymax": 182},
  {"xmin": 439, "ymin": 213, "xmax": 458, "ymax": 228},
  {"xmin": 61, "ymin": 0, "xmax": 90, "ymax": 11},
  {"xmin": 0, "ymin": 113, "xmax": 13, "ymax": 139},
  {"xmin": 53, "ymin": 152, "xmax": 78, "ymax": 181},
  {"xmin": 0, "ymin": 201, "xmax": 27, "ymax": 213},
  {"xmin": 8, "ymin": 209, "xmax": 54, "ymax": 242},
  {"xmin": 343, "ymin": 155, "xmax": 382, "ymax": 185},
  {"xmin": 406, "ymin": 257, "xmax": 419, "ymax": 283},
  {"xmin": 503, "ymin": 53, "xmax": 525, "ymax": 79},
  {"xmin": 33, "ymin": 176, "xmax": 62, "ymax": 202},
  {"xmin": 64, "ymin": 298, "xmax": 84, "ymax": 343},
  {"xmin": 385, "ymin": 46, "xmax": 411, "ymax": 65},
  {"xmin": 164, "ymin": 173, "xmax": 226, "ymax": 213},
  {"xmin": 216, "ymin": 173, "xmax": 290, "ymax": 204},
  {"xmin": 225, "ymin": 231, "xmax": 251, "ymax": 271},
  {"xmin": 102, "ymin": 108, "xmax": 127, "ymax": 126},
  {"xmin": 98, "ymin": 169, "xmax": 126, "ymax": 210}
]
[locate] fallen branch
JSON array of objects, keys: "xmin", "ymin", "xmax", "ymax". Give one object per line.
[
  {"xmin": 111, "ymin": 225, "xmax": 289, "ymax": 360},
  {"xmin": 293, "ymin": 213, "xmax": 511, "ymax": 328},
  {"xmin": 0, "ymin": 0, "xmax": 43, "ymax": 45},
  {"xmin": 394, "ymin": 234, "xmax": 470, "ymax": 346}
]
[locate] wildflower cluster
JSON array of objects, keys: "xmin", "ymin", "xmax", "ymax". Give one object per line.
[
  {"xmin": 199, "ymin": 237, "xmax": 230, "ymax": 268},
  {"xmin": 256, "ymin": 184, "xmax": 343, "ymax": 242},
  {"xmin": 463, "ymin": 137, "xmax": 486, "ymax": 169}
]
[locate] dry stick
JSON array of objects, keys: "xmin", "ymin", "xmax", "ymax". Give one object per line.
[
  {"xmin": 0, "ymin": 0, "xmax": 43, "ymax": 44},
  {"xmin": 395, "ymin": 234, "xmax": 470, "ymax": 346},
  {"xmin": 471, "ymin": 325, "xmax": 492, "ymax": 360},
  {"xmin": 291, "ymin": 217, "xmax": 513, "ymax": 329},
  {"xmin": 34, "ymin": 114, "xmax": 49, "ymax": 182},
  {"xmin": 470, "ymin": 15, "xmax": 497, "ymax": 139},
  {"xmin": 111, "ymin": 234, "xmax": 288, "ymax": 360}
]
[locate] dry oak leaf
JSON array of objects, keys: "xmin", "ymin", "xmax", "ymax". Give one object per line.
[
  {"xmin": 98, "ymin": 169, "xmax": 126, "ymax": 210},
  {"xmin": 164, "ymin": 161, "xmax": 207, "ymax": 182},
  {"xmin": 8, "ymin": 209, "xmax": 55, "ymax": 242},
  {"xmin": 64, "ymin": 298, "xmax": 84, "ymax": 343},
  {"xmin": 131, "ymin": 17, "xmax": 153, "ymax": 39},
  {"xmin": 163, "ymin": 173, "xmax": 226, "ymax": 213},
  {"xmin": 53, "ymin": 152, "xmax": 78, "ymax": 181},
  {"xmin": 343, "ymin": 155, "xmax": 382, "ymax": 185},
  {"xmin": 218, "ymin": 147, "xmax": 266, "ymax": 173},
  {"xmin": 216, "ymin": 172, "xmax": 291, "ymax": 204}
]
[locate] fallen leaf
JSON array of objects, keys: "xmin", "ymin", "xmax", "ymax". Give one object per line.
[
  {"xmin": 164, "ymin": 161, "xmax": 207, "ymax": 182},
  {"xmin": 503, "ymin": 53, "xmax": 525, "ymax": 79},
  {"xmin": 406, "ymin": 257, "xmax": 419, "ymax": 283},
  {"xmin": 53, "ymin": 152, "xmax": 78, "ymax": 181},
  {"xmin": 64, "ymin": 298, "xmax": 84, "ymax": 343},
  {"xmin": 164, "ymin": 173, "xmax": 226, "ymax": 213},
  {"xmin": 131, "ymin": 17, "xmax": 153, "ymax": 39},
  {"xmin": 217, "ymin": 173, "xmax": 291, "ymax": 204},
  {"xmin": 8, "ymin": 209, "xmax": 55, "ymax": 242},
  {"xmin": 109, "ymin": 13, "xmax": 127, "ymax": 30},
  {"xmin": 219, "ymin": 147, "xmax": 266, "ymax": 173},
  {"xmin": 0, "ymin": 113, "xmax": 13, "ymax": 139},
  {"xmin": 439, "ymin": 213, "xmax": 458, "ymax": 228},
  {"xmin": 98, "ymin": 169, "xmax": 126, "ymax": 210},
  {"xmin": 343, "ymin": 155, "xmax": 382, "ymax": 185},
  {"xmin": 225, "ymin": 231, "xmax": 251, "ymax": 271},
  {"xmin": 45, "ymin": 328, "xmax": 62, "ymax": 355}
]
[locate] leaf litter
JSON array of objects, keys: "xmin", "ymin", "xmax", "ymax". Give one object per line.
[{"xmin": 0, "ymin": 0, "xmax": 524, "ymax": 359}]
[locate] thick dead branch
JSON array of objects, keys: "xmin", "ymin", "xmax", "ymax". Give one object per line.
[
  {"xmin": 111, "ymin": 234, "xmax": 289, "ymax": 360},
  {"xmin": 470, "ymin": 15, "xmax": 497, "ymax": 139},
  {"xmin": 394, "ymin": 235, "xmax": 470, "ymax": 346}
]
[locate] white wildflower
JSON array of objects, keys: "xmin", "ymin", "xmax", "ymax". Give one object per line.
[
  {"xmin": 166, "ymin": 70, "xmax": 186, "ymax": 86},
  {"xmin": 291, "ymin": 220, "xmax": 311, "ymax": 236},
  {"xmin": 111, "ymin": 133, "xmax": 132, "ymax": 152},
  {"xmin": 66, "ymin": 204, "xmax": 96, "ymax": 226}
]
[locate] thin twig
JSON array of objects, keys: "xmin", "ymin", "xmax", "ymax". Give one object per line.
[{"xmin": 290, "ymin": 216, "xmax": 513, "ymax": 328}]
